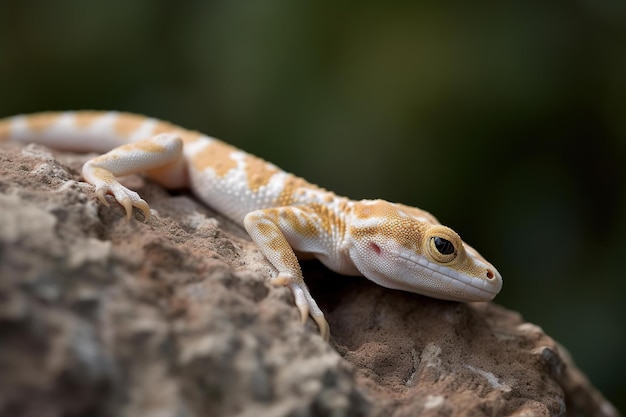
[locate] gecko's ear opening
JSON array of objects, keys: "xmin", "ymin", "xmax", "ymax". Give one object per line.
[{"xmin": 369, "ymin": 242, "xmax": 382, "ymax": 255}]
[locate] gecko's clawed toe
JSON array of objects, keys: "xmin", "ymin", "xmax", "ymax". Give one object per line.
[
  {"xmin": 95, "ymin": 187, "xmax": 110, "ymax": 206},
  {"xmin": 286, "ymin": 281, "xmax": 329, "ymax": 340},
  {"xmin": 135, "ymin": 200, "xmax": 151, "ymax": 220},
  {"xmin": 314, "ymin": 316, "xmax": 330, "ymax": 341},
  {"xmin": 93, "ymin": 184, "xmax": 150, "ymax": 221}
]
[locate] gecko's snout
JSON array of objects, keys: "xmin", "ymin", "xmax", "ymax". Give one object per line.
[{"xmin": 484, "ymin": 266, "xmax": 504, "ymax": 299}]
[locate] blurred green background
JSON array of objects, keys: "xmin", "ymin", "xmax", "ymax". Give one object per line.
[{"xmin": 1, "ymin": 0, "xmax": 624, "ymax": 411}]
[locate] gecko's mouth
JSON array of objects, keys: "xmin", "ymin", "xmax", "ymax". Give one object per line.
[{"xmin": 396, "ymin": 252, "xmax": 502, "ymax": 302}]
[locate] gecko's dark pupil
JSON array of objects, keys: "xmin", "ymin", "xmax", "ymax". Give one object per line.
[{"xmin": 434, "ymin": 237, "xmax": 455, "ymax": 255}]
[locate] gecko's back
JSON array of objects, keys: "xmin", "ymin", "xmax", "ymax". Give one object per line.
[{"xmin": 0, "ymin": 111, "xmax": 339, "ymax": 225}]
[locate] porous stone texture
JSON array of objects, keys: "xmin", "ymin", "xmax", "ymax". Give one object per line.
[{"xmin": 0, "ymin": 143, "xmax": 620, "ymax": 417}]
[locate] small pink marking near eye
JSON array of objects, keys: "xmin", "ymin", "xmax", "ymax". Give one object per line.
[
  {"xmin": 370, "ymin": 242, "xmax": 381, "ymax": 255},
  {"xmin": 486, "ymin": 270, "xmax": 494, "ymax": 280}
]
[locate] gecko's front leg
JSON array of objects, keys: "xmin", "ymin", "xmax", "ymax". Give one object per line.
[
  {"xmin": 82, "ymin": 133, "xmax": 186, "ymax": 219},
  {"xmin": 244, "ymin": 207, "xmax": 330, "ymax": 341}
]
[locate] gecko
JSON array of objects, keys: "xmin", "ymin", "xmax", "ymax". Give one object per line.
[{"xmin": 0, "ymin": 111, "xmax": 503, "ymax": 340}]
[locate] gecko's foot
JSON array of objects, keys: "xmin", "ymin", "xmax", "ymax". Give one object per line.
[
  {"xmin": 272, "ymin": 273, "xmax": 330, "ymax": 341},
  {"xmin": 95, "ymin": 183, "xmax": 151, "ymax": 220}
]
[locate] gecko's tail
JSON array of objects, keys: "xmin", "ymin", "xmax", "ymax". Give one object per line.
[{"xmin": 0, "ymin": 111, "xmax": 157, "ymax": 153}]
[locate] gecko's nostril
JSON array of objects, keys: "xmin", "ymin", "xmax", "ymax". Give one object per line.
[{"xmin": 486, "ymin": 269, "xmax": 494, "ymax": 280}]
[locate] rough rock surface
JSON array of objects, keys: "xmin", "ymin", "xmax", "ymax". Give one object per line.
[{"xmin": 0, "ymin": 143, "xmax": 620, "ymax": 417}]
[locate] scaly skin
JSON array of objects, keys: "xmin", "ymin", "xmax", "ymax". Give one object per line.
[{"xmin": 0, "ymin": 111, "xmax": 503, "ymax": 340}]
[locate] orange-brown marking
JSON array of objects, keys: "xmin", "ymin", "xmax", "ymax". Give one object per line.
[
  {"xmin": 74, "ymin": 111, "xmax": 109, "ymax": 129},
  {"xmin": 27, "ymin": 112, "xmax": 62, "ymax": 132},
  {"xmin": 111, "ymin": 113, "xmax": 147, "ymax": 136},
  {"xmin": 91, "ymin": 167, "xmax": 116, "ymax": 184},
  {"xmin": 267, "ymin": 235, "xmax": 300, "ymax": 271},
  {"xmin": 275, "ymin": 174, "xmax": 320, "ymax": 206},
  {"xmin": 353, "ymin": 200, "xmax": 400, "ymax": 220},
  {"xmin": 0, "ymin": 119, "xmax": 11, "ymax": 141},
  {"xmin": 244, "ymin": 155, "xmax": 278, "ymax": 192},
  {"xmin": 281, "ymin": 208, "xmax": 319, "ymax": 237},
  {"xmin": 311, "ymin": 199, "xmax": 350, "ymax": 238},
  {"xmin": 350, "ymin": 201, "xmax": 428, "ymax": 252},
  {"xmin": 255, "ymin": 220, "xmax": 301, "ymax": 270},
  {"xmin": 125, "ymin": 140, "xmax": 168, "ymax": 154},
  {"xmin": 190, "ymin": 140, "xmax": 238, "ymax": 175},
  {"xmin": 255, "ymin": 221, "xmax": 278, "ymax": 238}
]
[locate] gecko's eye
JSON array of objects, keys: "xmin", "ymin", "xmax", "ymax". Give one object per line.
[
  {"xmin": 428, "ymin": 236, "xmax": 457, "ymax": 263},
  {"xmin": 433, "ymin": 237, "xmax": 455, "ymax": 255}
]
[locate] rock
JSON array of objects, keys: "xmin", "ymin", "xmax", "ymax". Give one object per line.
[{"xmin": 0, "ymin": 143, "xmax": 619, "ymax": 417}]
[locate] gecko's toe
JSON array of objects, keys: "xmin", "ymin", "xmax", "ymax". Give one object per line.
[
  {"xmin": 289, "ymin": 282, "xmax": 330, "ymax": 339},
  {"xmin": 93, "ymin": 181, "xmax": 151, "ymax": 221},
  {"xmin": 135, "ymin": 199, "xmax": 151, "ymax": 220},
  {"xmin": 268, "ymin": 269, "xmax": 330, "ymax": 340},
  {"xmin": 120, "ymin": 198, "xmax": 134, "ymax": 220},
  {"xmin": 314, "ymin": 315, "xmax": 330, "ymax": 341},
  {"xmin": 118, "ymin": 197, "xmax": 150, "ymax": 221},
  {"xmin": 95, "ymin": 188, "xmax": 110, "ymax": 206},
  {"xmin": 290, "ymin": 284, "xmax": 310, "ymax": 324}
]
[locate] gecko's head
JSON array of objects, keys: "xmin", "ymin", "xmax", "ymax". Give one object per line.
[{"xmin": 348, "ymin": 200, "xmax": 502, "ymax": 302}]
